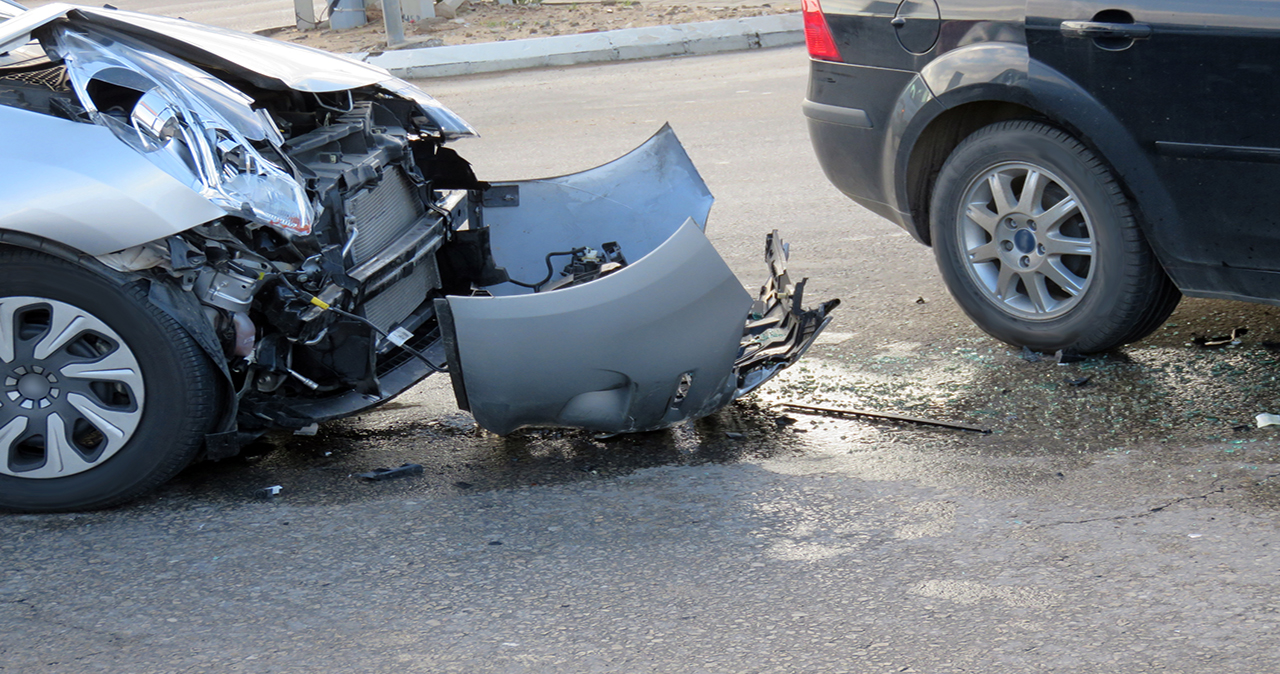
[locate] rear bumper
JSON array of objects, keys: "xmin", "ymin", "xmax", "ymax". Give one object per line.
[{"xmin": 805, "ymin": 60, "xmax": 926, "ymax": 239}]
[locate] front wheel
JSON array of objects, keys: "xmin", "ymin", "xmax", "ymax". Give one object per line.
[
  {"xmin": 929, "ymin": 120, "xmax": 1180, "ymax": 353},
  {"xmin": 0, "ymin": 249, "xmax": 218, "ymax": 512}
]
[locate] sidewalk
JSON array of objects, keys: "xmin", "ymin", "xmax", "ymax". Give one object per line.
[
  {"xmin": 361, "ymin": 12, "xmax": 802, "ymax": 79},
  {"xmin": 24, "ymin": 0, "xmax": 804, "ymax": 78}
]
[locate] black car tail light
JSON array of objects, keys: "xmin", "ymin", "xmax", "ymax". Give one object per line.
[{"xmin": 802, "ymin": 0, "xmax": 842, "ymax": 62}]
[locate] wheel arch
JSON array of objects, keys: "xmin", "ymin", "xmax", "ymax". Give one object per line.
[
  {"xmin": 0, "ymin": 228, "xmax": 239, "ymax": 452},
  {"xmin": 894, "ymin": 53, "xmax": 1184, "ymax": 289}
]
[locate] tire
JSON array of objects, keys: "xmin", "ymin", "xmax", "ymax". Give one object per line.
[
  {"xmin": 0, "ymin": 248, "xmax": 217, "ymax": 512},
  {"xmin": 929, "ymin": 120, "xmax": 1180, "ymax": 353}
]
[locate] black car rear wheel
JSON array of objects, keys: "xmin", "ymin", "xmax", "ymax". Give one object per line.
[
  {"xmin": 930, "ymin": 121, "xmax": 1179, "ymax": 352},
  {"xmin": 0, "ymin": 249, "xmax": 218, "ymax": 512}
]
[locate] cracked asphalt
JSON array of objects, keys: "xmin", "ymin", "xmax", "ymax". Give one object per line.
[{"xmin": 5, "ymin": 47, "xmax": 1280, "ymax": 673}]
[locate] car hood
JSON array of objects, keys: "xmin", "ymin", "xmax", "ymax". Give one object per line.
[{"xmin": 1, "ymin": 3, "xmax": 403, "ymax": 93}]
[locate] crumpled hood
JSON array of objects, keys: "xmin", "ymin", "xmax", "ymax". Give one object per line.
[
  {"xmin": 0, "ymin": 3, "xmax": 476, "ymax": 137},
  {"xmin": 2, "ymin": 3, "xmax": 388, "ymax": 91}
]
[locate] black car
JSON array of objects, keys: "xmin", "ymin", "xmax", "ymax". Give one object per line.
[{"xmin": 803, "ymin": 0, "xmax": 1280, "ymax": 352}]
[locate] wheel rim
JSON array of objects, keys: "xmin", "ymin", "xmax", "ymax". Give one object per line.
[
  {"xmin": 0, "ymin": 297, "xmax": 145, "ymax": 479},
  {"xmin": 956, "ymin": 161, "xmax": 1096, "ymax": 320}
]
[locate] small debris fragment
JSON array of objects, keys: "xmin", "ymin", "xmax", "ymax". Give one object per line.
[
  {"xmin": 355, "ymin": 463, "xmax": 424, "ymax": 481},
  {"xmin": 774, "ymin": 415, "xmax": 797, "ymax": 428},
  {"xmin": 1064, "ymin": 375, "xmax": 1092, "ymax": 387},
  {"xmin": 1233, "ymin": 425, "xmax": 1253, "ymax": 433},
  {"xmin": 1055, "ymin": 349, "xmax": 1086, "ymax": 364},
  {"xmin": 1256, "ymin": 413, "xmax": 1280, "ymax": 428},
  {"xmin": 454, "ymin": 481, "xmax": 474, "ymax": 489},
  {"xmin": 1193, "ymin": 327, "xmax": 1248, "ymax": 348},
  {"xmin": 915, "ymin": 296, "xmax": 926, "ymax": 304},
  {"xmin": 294, "ymin": 423, "xmax": 319, "ymax": 436},
  {"xmin": 488, "ymin": 540, "xmax": 503, "ymax": 546},
  {"xmin": 725, "ymin": 431, "xmax": 746, "ymax": 440},
  {"xmin": 256, "ymin": 485, "xmax": 283, "ymax": 499},
  {"xmin": 1020, "ymin": 346, "xmax": 1042, "ymax": 363}
]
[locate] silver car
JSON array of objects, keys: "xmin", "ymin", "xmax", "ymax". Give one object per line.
[{"xmin": 0, "ymin": 2, "xmax": 836, "ymax": 511}]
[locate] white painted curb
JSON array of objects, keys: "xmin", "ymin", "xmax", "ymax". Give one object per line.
[{"xmin": 359, "ymin": 13, "xmax": 802, "ymax": 78}]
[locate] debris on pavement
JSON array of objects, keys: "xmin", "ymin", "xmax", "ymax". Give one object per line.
[
  {"xmin": 1021, "ymin": 346, "xmax": 1043, "ymax": 363},
  {"xmin": 1256, "ymin": 413, "xmax": 1280, "ymax": 429},
  {"xmin": 1193, "ymin": 327, "xmax": 1248, "ymax": 348},
  {"xmin": 1064, "ymin": 375, "xmax": 1092, "ymax": 387},
  {"xmin": 256, "ymin": 485, "xmax": 283, "ymax": 499},
  {"xmin": 779, "ymin": 402, "xmax": 991, "ymax": 434},
  {"xmin": 355, "ymin": 464, "xmax": 425, "ymax": 481},
  {"xmin": 1055, "ymin": 349, "xmax": 1087, "ymax": 364},
  {"xmin": 725, "ymin": 432, "xmax": 747, "ymax": 440}
]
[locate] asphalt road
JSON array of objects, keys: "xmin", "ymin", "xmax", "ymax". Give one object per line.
[{"xmin": 5, "ymin": 47, "xmax": 1280, "ymax": 673}]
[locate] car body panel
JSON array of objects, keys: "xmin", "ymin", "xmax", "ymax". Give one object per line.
[
  {"xmin": 480, "ymin": 124, "xmax": 714, "ymax": 297},
  {"xmin": 441, "ymin": 127, "xmax": 835, "ymax": 435},
  {"xmin": 446, "ymin": 219, "xmax": 751, "ymax": 435},
  {"xmin": 0, "ymin": 105, "xmax": 226, "ymax": 254}
]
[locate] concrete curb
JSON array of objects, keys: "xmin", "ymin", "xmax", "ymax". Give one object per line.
[{"xmin": 359, "ymin": 13, "xmax": 801, "ymax": 78}]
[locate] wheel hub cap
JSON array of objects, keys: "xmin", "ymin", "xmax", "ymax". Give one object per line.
[
  {"xmin": 12, "ymin": 369, "xmax": 57, "ymax": 405},
  {"xmin": 1013, "ymin": 228, "xmax": 1037, "ymax": 255},
  {"xmin": 0, "ymin": 297, "xmax": 145, "ymax": 479}
]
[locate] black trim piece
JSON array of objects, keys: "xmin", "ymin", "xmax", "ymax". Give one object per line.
[
  {"xmin": 802, "ymin": 99, "xmax": 873, "ymax": 129},
  {"xmin": 1155, "ymin": 141, "xmax": 1280, "ymax": 165},
  {"xmin": 433, "ymin": 297, "xmax": 469, "ymax": 411}
]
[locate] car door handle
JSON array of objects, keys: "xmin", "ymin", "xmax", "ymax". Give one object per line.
[
  {"xmin": 1060, "ymin": 20, "xmax": 1152, "ymax": 40},
  {"xmin": 890, "ymin": 16, "xmax": 906, "ymax": 27}
]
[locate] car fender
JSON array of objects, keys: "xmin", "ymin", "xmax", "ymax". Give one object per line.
[{"xmin": 0, "ymin": 106, "xmax": 226, "ymax": 256}]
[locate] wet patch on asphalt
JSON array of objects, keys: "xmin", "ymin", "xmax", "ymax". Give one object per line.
[{"xmin": 142, "ymin": 298, "xmax": 1280, "ymax": 511}]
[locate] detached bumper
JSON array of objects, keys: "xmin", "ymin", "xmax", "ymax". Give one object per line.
[{"xmin": 437, "ymin": 126, "xmax": 838, "ymax": 435}]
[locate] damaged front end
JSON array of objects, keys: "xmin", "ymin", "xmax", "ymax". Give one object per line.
[{"xmin": 0, "ymin": 5, "xmax": 835, "ymax": 451}]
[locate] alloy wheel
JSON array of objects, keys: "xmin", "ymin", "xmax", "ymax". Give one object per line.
[{"xmin": 957, "ymin": 162, "xmax": 1095, "ymax": 320}]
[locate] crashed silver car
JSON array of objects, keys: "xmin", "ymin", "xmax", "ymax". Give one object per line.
[{"xmin": 0, "ymin": 2, "xmax": 837, "ymax": 511}]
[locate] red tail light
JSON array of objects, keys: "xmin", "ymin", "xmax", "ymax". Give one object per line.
[{"xmin": 802, "ymin": 0, "xmax": 842, "ymax": 62}]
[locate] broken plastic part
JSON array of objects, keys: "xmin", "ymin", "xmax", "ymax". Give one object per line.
[
  {"xmin": 1256, "ymin": 413, "xmax": 1280, "ymax": 428},
  {"xmin": 356, "ymin": 463, "xmax": 425, "ymax": 481}
]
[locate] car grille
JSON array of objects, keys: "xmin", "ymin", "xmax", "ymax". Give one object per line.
[
  {"xmin": 345, "ymin": 167, "xmax": 425, "ymax": 267},
  {"xmin": 0, "ymin": 65, "xmax": 69, "ymax": 91}
]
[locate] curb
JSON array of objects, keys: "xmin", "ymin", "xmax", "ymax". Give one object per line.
[{"xmin": 359, "ymin": 13, "xmax": 802, "ymax": 79}]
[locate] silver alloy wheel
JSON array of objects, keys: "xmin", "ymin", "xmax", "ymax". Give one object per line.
[
  {"xmin": 0, "ymin": 296, "xmax": 145, "ymax": 479},
  {"xmin": 958, "ymin": 161, "xmax": 1096, "ymax": 320}
]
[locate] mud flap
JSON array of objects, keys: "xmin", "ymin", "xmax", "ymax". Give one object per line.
[{"xmin": 440, "ymin": 127, "xmax": 837, "ymax": 435}]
